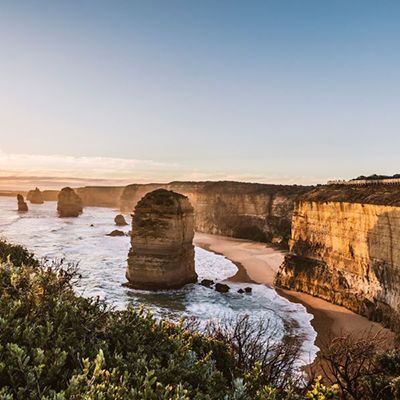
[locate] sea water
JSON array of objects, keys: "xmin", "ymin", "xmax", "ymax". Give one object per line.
[{"xmin": 0, "ymin": 197, "xmax": 318, "ymax": 366}]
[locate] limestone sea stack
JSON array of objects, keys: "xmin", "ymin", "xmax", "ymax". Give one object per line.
[
  {"xmin": 57, "ymin": 187, "xmax": 83, "ymax": 217},
  {"xmin": 27, "ymin": 187, "xmax": 44, "ymax": 204},
  {"xmin": 126, "ymin": 189, "xmax": 197, "ymax": 290},
  {"xmin": 17, "ymin": 194, "xmax": 28, "ymax": 212},
  {"xmin": 114, "ymin": 214, "xmax": 128, "ymax": 226}
]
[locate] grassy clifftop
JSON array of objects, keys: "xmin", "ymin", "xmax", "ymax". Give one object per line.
[{"xmin": 302, "ymin": 184, "xmax": 400, "ymax": 206}]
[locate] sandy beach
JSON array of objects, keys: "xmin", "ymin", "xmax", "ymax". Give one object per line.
[{"xmin": 194, "ymin": 233, "xmax": 394, "ymax": 353}]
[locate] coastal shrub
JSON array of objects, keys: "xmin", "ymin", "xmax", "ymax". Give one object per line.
[
  {"xmin": 0, "ymin": 240, "xmax": 339, "ymax": 399},
  {"xmin": 319, "ymin": 331, "xmax": 400, "ymax": 400},
  {"xmin": 0, "ymin": 239, "xmax": 38, "ymax": 267}
]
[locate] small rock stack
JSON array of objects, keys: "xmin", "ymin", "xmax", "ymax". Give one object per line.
[
  {"xmin": 17, "ymin": 194, "xmax": 28, "ymax": 212},
  {"xmin": 114, "ymin": 214, "xmax": 128, "ymax": 226},
  {"xmin": 27, "ymin": 187, "xmax": 44, "ymax": 204},
  {"xmin": 126, "ymin": 189, "xmax": 197, "ymax": 290},
  {"xmin": 57, "ymin": 187, "xmax": 83, "ymax": 217}
]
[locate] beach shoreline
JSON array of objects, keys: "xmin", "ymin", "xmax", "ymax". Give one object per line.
[{"xmin": 194, "ymin": 233, "xmax": 394, "ymax": 355}]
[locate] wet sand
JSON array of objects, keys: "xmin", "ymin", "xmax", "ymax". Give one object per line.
[{"xmin": 194, "ymin": 233, "xmax": 394, "ymax": 352}]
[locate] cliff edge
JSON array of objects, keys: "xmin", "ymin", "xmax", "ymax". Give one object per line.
[{"xmin": 276, "ymin": 186, "xmax": 400, "ymax": 331}]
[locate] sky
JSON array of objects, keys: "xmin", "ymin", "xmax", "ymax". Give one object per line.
[{"xmin": 0, "ymin": 1, "xmax": 399, "ymax": 190}]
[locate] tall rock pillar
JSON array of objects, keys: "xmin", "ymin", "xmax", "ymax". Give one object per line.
[{"xmin": 126, "ymin": 189, "xmax": 197, "ymax": 290}]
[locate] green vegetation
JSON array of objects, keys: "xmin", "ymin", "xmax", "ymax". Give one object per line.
[
  {"xmin": 353, "ymin": 174, "xmax": 400, "ymax": 181},
  {"xmin": 0, "ymin": 239, "xmax": 39, "ymax": 267},
  {"xmin": 0, "ymin": 239, "xmax": 397, "ymax": 399}
]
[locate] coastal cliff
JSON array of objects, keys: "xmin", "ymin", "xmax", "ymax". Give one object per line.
[
  {"xmin": 276, "ymin": 193, "xmax": 400, "ymax": 330},
  {"xmin": 76, "ymin": 186, "xmax": 125, "ymax": 207},
  {"xmin": 120, "ymin": 182, "xmax": 312, "ymax": 246}
]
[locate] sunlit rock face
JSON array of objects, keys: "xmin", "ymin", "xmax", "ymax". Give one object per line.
[
  {"xmin": 126, "ymin": 189, "xmax": 197, "ymax": 290},
  {"xmin": 57, "ymin": 187, "xmax": 83, "ymax": 218},
  {"xmin": 27, "ymin": 188, "xmax": 44, "ymax": 204},
  {"xmin": 276, "ymin": 200, "xmax": 400, "ymax": 331},
  {"xmin": 120, "ymin": 182, "xmax": 312, "ymax": 247},
  {"xmin": 17, "ymin": 194, "xmax": 28, "ymax": 212}
]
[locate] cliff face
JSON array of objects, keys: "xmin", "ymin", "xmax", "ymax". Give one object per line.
[
  {"xmin": 121, "ymin": 182, "xmax": 311, "ymax": 246},
  {"xmin": 126, "ymin": 189, "xmax": 197, "ymax": 290},
  {"xmin": 276, "ymin": 200, "xmax": 400, "ymax": 330},
  {"xmin": 76, "ymin": 186, "xmax": 125, "ymax": 208}
]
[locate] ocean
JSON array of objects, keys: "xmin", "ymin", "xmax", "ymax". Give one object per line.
[{"xmin": 0, "ymin": 196, "xmax": 318, "ymax": 366}]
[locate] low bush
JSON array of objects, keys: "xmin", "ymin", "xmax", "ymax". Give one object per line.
[
  {"xmin": 0, "ymin": 241, "xmax": 340, "ymax": 399},
  {"xmin": 0, "ymin": 239, "xmax": 38, "ymax": 267}
]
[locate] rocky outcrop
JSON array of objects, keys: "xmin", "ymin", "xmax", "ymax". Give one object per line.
[
  {"xmin": 126, "ymin": 189, "xmax": 197, "ymax": 290},
  {"xmin": 215, "ymin": 283, "xmax": 230, "ymax": 293},
  {"xmin": 107, "ymin": 230, "xmax": 126, "ymax": 237},
  {"xmin": 276, "ymin": 200, "xmax": 400, "ymax": 331},
  {"xmin": 27, "ymin": 188, "xmax": 44, "ymax": 204},
  {"xmin": 114, "ymin": 214, "xmax": 128, "ymax": 226},
  {"xmin": 121, "ymin": 182, "xmax": 312, "ymax": 247},
  {"xmin": 17, "ymin": 194, "xmax": 28, "ymax": 212},
  {"xmin": 57, "ymin": 187, "xmax": 83, "ymax": 217}
]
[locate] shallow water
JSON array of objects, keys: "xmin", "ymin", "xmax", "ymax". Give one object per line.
[{"xmin": 0, "ymin": 197, "xmax": 318, "ymax": 366}]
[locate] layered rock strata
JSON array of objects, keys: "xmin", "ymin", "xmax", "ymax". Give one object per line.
[
  {"xmin": 276, "ymin": 200, "xmax": 400, "ymax": 331},
  {"xmin": 17, "ymin": 194, "xmax": 28, "ymax": 212},
  {"xmin": 27, "ymin": 188, "xmax": 44, "ymax": 204},
  {"xmin": 76, "ymin": 186, "xmax": 125, "ymax": 207},
  {"xmin": 57, "ymin": 187, "xmax": 83, "ymax": 217},
  {"xmin": 120, "ymin": 182, "xmax": 312, "ymax": 247},
  {"xmin": 126, "ymin": 189, "xmax": 197, "ymax": 290}
]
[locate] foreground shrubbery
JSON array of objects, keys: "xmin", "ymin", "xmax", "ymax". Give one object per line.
[
  {"xmin": 0, "ymin": 240, "xmax": 338, "ymax": 399},
  {"xmin": 0, "ymin": 239, "xmax": 38, "ymax": 267},
  {"xmin": 0, "ymin": 239, "xmax": 397, "ymax": 399}
]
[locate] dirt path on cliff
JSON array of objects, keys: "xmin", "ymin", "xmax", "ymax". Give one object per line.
[{"xmin": 194, "ymin": 233, "xmax": 394, "ymax": 355}]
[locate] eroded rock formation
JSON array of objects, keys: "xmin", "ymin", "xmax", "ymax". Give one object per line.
[
  {"xmin": 276, "ymin": 199, "xmax": 400, "ymax": 331},
  {"xmin": 120, "ymin": 182, "xmax": 312, "ymax": 247},
  {"xmin": 27, "ymin": 188, "xmax": 44, "ymax": 204},
  {"xmin": 114, "ymin": 214, "xmax": 128, "ymax": 226},
  {"xmin": 57, "ymin": 187, "xmax": 83, "ymax": 217},
  {"xmin": 126, "ymin": 189, "xmax": 197, "ymax": 290},
  {"xmin": 17, "ymin": 194, "xmax": 28, "ymax": 212},
  {"xmin": 107, "ymin": 230, "xmax": 125, "ymax": 237}
]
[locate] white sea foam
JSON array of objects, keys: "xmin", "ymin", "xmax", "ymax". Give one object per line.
[{"xmin": 0, "ymin": 196, "xmax": 318, "ymax": 366}]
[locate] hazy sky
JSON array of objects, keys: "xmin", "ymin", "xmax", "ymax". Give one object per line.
[{"xmin": 1, "ymin": 1, "xmax": 399, "ymax": 189}]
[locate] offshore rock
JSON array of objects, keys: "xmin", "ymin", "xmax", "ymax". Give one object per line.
[
  {"xmin": 57, "ymin": 187, "xmax": 83, "ymax": 218},
  {"xmin": 114, "ymin": 214, "xmax": 128, "ymax": 226},
  {"xmin": 200, "ymin": 279, "xmax": 214, "ymax": 288},
  {"xmin": 27, "ymin": 187, "xmax": 44, "ymax": 204},
  {"xmin": 215, "ymin": 283, "xmax": 230, "ymax": 293},
  {"xmin": 17, "ymin": 194, "xmax": 28, "ymax": 212},
  {"xmin": 126, "ymin": 189, "xmax": 197, "ymax": 290},
  {"xmin": 107, "ymin": 230, "xmax": 126, "ymax": 237}
]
